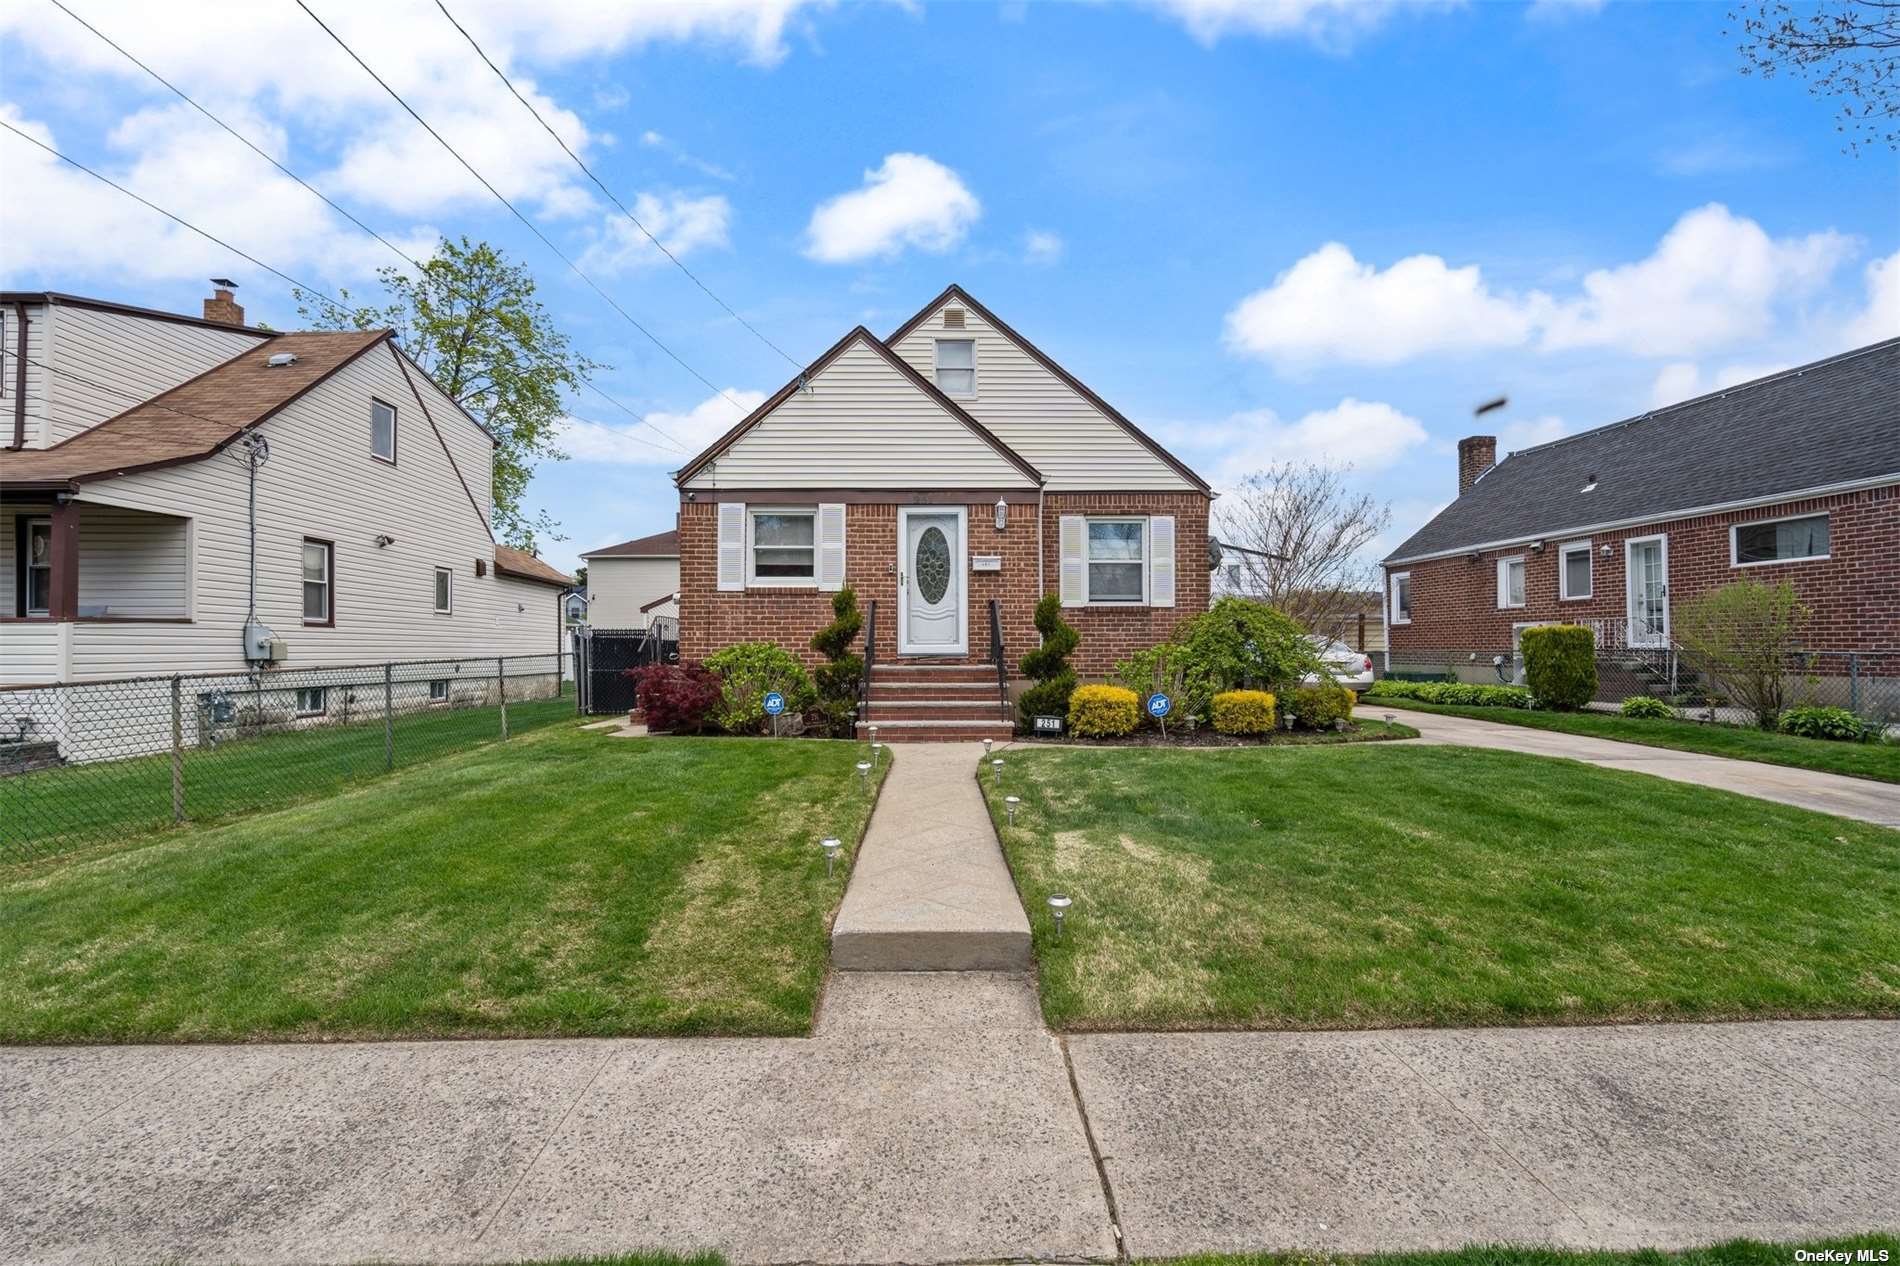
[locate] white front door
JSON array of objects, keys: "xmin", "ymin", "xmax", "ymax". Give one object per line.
[
  {"xmin": 1626, "ymin": 535, "xmax": 1669, "ymax": 648},
  {"xmin": 898, "ymin": 508, "xmax": 965, "ymax": 655}
]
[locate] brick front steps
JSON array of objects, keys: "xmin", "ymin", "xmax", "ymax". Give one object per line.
[{"xmin": 856, "ymin": 661, "xmax": 1019, "ymax": 742}]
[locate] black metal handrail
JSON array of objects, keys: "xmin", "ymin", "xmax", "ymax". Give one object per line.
[
  {"xmin": 989, "ymin": 598, "xmax": 1008, "ymax": 719},
  {"xmin": 859, "ymin": 599, "xmax": 878, "ymax": 709}
]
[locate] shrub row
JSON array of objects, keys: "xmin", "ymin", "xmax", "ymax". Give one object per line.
[
  {"xmin": 1211, "ymin": 690, "xmax": 1275, "ymax": 735},
  {"xmin": 1365, "ymin": 680, "xmax": 1536, "ymax": 708}
]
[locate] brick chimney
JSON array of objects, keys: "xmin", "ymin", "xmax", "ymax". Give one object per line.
[
  {"xmin": 1457, "ymin": 435, "xmax": 1497, "ymax": 498},
  {"xmin": 203, "ymin": 278, "xmax": 244, "ymax": 326}
]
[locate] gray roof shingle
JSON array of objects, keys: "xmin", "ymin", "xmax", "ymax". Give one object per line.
[{"xmin": 1385, "ymin": 339, "xmax": 1900, "ymax": 563}]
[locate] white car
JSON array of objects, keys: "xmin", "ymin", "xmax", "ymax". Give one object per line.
[{"xmin": 1304, "ymin": 637, "xmax": 1375, "ymax": 695}]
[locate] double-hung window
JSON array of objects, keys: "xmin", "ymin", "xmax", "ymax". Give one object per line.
[
  {"xmin": 302, "ymin": 538, "xmax": 333, "ymax": 625},
  {"xmin": 1733, "ymin": 513, "xmax": 1829, "ymax": 566},
  {"xmin": 433, "ymin": 566, "xmax": 453, "ymax": 614},
  {"xmin": 1086, "ymin": 519, "xmax": 1146, "ymax": 604},
  {"xmin": 1497, "ymin": 555, "xmax": 1526, "ymax": 609},
  {"xmin": 935, "ymin": 339, "xmax": 975, "ymax": 395},
  {"xmin": 22, "ymin": 517, "xmax": 51, "ymax": 616},
  {"xmin": 1559, "ymin": 541, "xmax": 1592, "ymax": 600},
  {"xmin": 370, "ymin": 398, "xmax": 397, "ymax": 464},
  {"xmin": 1389, "ymin": 571, "xmax": 1412, "ymax": 624},
  {"xmin": 749, "ymin": 509, "xmax": 816, "ymax": 583}
]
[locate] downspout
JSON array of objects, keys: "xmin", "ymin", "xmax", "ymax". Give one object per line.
[
  {"xmin": 9, "ymin": 302, "xmax": 27, "ymax": 450},
  {"xmin": 1036, "ymin": 485, "xmax": 1045, "ymax": 606}
]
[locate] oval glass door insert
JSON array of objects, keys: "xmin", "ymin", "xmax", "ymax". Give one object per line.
[{"xmin": 915, "ymin": 526, "xmax": 950, "ymax": 604}]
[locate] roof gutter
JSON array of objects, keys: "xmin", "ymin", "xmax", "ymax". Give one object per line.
[
  {"xmin": 1381, "ymin": 472, "xmax": 1900, "ymax": 567},
  {"xmin": 9, "ymin": 302, "xmax": 27, "ymax": 449}
]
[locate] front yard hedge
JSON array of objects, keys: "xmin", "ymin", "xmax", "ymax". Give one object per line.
[
  {"xmin": 1069, "ymin": 684, "xmax": 1141, "ymax": 737},
  {"xmin": 1212, "ymin": 689, "xmax": 1277, "ymax": 735},
  {"xmin": 1366, "ymin": 680, "xmax": 1534, "ymax": 708},
  {"xmin": 1521, "ymin": 624, "xmax": 1597, "ymax": 711},
  {"xmin": 704, "ymin": 642, "xmax": 818, "ymax": 734},
  {"xmin": 1290, "ymin": 682, "xmax": 1354, "ymax": 729}
]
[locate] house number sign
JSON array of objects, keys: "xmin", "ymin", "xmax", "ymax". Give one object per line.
[{"xmin": 971, "ymin": 555, "xmax": 1002, "ymax": 571}]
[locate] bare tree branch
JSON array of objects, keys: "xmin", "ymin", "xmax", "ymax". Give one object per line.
[
  {"xmin": 1213, "ymin": 461, "xmax": 1390, "ymax": 641},
  {"xmin": 1730, "ymin": 1, "xmax": 1900, "ymax": 153}
]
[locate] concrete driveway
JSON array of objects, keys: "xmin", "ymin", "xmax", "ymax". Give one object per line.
[{"xmin": 1390, "ymin": 705, "xmax": 1900, "ymax": 827}]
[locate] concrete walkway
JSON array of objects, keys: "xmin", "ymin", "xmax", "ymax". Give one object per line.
[
  {"xmin": 1390, "ymin": 705, "xmax": 1900, "ymax": 827},
  {"xmin": 831, "ymin": 743, "xmax": 1031, "ymax": 971},
  {"xmin": 4, "ymin": 976, "xmax": 1895, "ymax": 1264}
]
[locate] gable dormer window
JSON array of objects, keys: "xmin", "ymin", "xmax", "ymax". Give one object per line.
[
  {"xmin": 935, "ymin": 338, "xmax": 975, "ymax": 395},
  {"xmin": 370, "ymin": 398, "xmax": 397, "ymax": 464}
]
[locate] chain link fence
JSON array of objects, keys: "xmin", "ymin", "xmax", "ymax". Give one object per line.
[
  {"xmin": 1592, "ymin": 647, "xmax": 1900, "ymax": 727},
  {"xmin": 1, "ymin": 652, "xmax": 572, "ymax": 863}
]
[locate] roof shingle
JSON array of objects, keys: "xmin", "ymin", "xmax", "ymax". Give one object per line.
[
  {"xmin": 581, "ymin": 528, "xmax": 679, "ymax": 559},
  {"xmin": 494, "ymin": 545, "xmax": 575, "ymax": 588}
]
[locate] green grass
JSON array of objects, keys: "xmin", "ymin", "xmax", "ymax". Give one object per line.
[
  {"xmin": 1152, "ymin": 1235, "xmax": 1900, "ymax": 1266},
  {"xmin": 2, "ymin": 686, "xmax": 579, "ymax": 860},
  {"xmin": 0, "ymin": 726, "xmax": 886, "ymax": 1042},
  {"xmin": 983, "ymin": 744, "xmax": 1900, "ymax": 1032},
  {"xmin": 1364, "ymin": 694, "xmax": 1900, "ymax": 784}
]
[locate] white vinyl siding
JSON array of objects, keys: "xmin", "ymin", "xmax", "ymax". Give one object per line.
[
  {"xmin": 1732, "ymin": 512, "xmax": 1829, "ymax": 566},
  {"xmin": 889, "ymin": 299, "xmax": 1196, "ymax": 491},
  {"xmin": 680, "ymin": 337, "xmax": 1033, "ymax": 490},
  {"xmin": 1559, "ymin": 541, "xmax": 1592, "ymax": 600},
  {"xmin": 77, "ymin": 507, "xmax": 190, "ymax": 618},
  {"xmin": 38, "ymin": 303, "xmax": 268, "ymax": 446},
  {"xmin": 585, "ymin": 554, "xmax": 681, "ymax": 627}
]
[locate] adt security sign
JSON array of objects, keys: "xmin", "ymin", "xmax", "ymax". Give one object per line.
[
  {"xmin": 762, "ymin": 691, "xmax": 786, "ymax": 716},
  {"xmin": 1147, "ymin": 693, "xmax": 1172, "ymax": 719}
]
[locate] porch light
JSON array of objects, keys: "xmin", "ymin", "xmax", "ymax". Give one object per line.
[
  {"xmin": 991, "ymin": 758, "xmax": 1004, "ymax": 786},
  {"xmin": 857, "ymin": 760, "xmax": 872, "ymax": 788},
  {"xmin": 995, "ymin": 498, "xmax": 1008, "ymax": 532},
  {"xmin": 1005, "ymin": 795, "xmax": 1020, "ymax": 825},
  {"xmin": 821, "ymin": 836, "xmax": 842, "ymax": 877},
  {"xmin": 1047, "ymin": 893, "xmax": 1072, "ymax": 939}
]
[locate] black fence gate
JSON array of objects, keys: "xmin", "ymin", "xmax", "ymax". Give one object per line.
[{"xmin": 575, "ymin": 620, "xmax": 679, "ymax": 715}]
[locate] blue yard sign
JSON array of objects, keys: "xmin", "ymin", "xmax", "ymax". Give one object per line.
[
  {"xmin": 1147, "ymin": 693, "xmax": 1172, "ymax": 718},
  {"xmin": 762, "ymin": 691, "xmax": 786, "ymax": 716}
]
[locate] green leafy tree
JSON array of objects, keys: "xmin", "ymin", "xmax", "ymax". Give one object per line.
[
  {"xmin": 810, "ymin": 587, "xmax": 865, "ymax": 737},
  {"xmin": 1018, "ymin": 595, "xmax": 1080, "ymax": 731},
  {"xmin": 298, "ymin": 236, "xmax": 599, "ymax": 550},
  {"xmin": 1674, "ymin": 578, "xmax": 1812, "ymax": 729}
]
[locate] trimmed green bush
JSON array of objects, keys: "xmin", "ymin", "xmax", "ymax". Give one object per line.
[
  {"xmin": 1521, "ymin": 624, "xmax": 1596, "ymax": 711},
  {"xmin": 1211, "ymin": 690, "xmax": 1277, "ymax": 735},
  {"xmin": 1068, "ymin": 684, "xmax": 1141, "ymax": 738},
  {"xmin": 1018, "ymin": 595, "xmax": 1080, "ymax": 731},
  {"xmin": 1621, "ymin": 695, "xmax": 1674, "ymax": 719},
  {"xmin": 1113, "ymin": 641, "xmax": 1209, "ymax": 728},
  {"xmin": 1778, "ymin": 705, "xmax": 1867, "ymax": 742},
  {"xmin": 1291, "ymin": 683, "xmax": 1354, "ymax": 730},
  {"xmin": 1365, "ymin": 680, "xmax": 1535, "ymax": 708},
  {"xmin": 704, "ymin": 642, "xmax": 817, "ymax": 734},
  {"xmin": 809, "ymin": 588, "xmax": 864, "ymax": 737}
]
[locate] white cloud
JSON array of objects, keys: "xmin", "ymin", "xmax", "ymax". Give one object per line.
[
  {"xmin": 1843, "ymin": 250, "xmax": 1900, "ymax": 347},
  {"xmin": 1648, "ymin": 360, "xmax": 1790, "ymax": 409},
  {"xmin": 1133, "ymin": 0, "xmax": 1447, "ymax": 49},
  {"xmin": 556, "ymin": 388, "xmax": 766, "ymax": 466},
  {"xmin": 579, "ymin": 192, "xmax": 732, "ymax": 274},
  {"xmin": 1225, "ymin": 204, "xmax": 1859, "ymax": 368},
  {"xmin": 1023, "ymin": 229, "xmax": 1065, "ymax": 267},
  {"xmin": 1496, "ymin": 414, "xmax": 1573, "ymax": 452},
  {"xmin": 1224, "ymin": 242, "xmax": 1542, "ymax": 367},
  {"xmin": 803, "ymin": 153, "xmax": 981, "ymax": 264},
  {"xmin": 639, "ymin": 129, "xmax": 735, "ymax": 181},
  {"xmin": 1174, "ymin": 397, "xmax": 1429, "ymax": 486}
]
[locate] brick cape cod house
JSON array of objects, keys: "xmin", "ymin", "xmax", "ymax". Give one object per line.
[
  {"xmin": 672, "ymin": 286, "xmax": 1212, "ymax": 738},
  {"xmin": 1382, "ymin": 338, "xmax": 1899, "ymax": 686}
]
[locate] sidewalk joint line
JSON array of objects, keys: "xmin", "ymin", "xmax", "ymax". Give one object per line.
[
  {"xmin": 473, "ymin": 1042, "xmax": 618, "ymax": 1242},
  {"xmin": 1059, "ymin": 1035, "xmax": 1129, "ymax": 1262}
]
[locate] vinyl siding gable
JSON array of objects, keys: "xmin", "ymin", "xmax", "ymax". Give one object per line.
[
  {"xmin": 42, "ymin": 303, "xmax": 270, "ymax": 445},
  {"xmin": 889, "ymin": 297, "xmax": 1195, "ymax": 492}
]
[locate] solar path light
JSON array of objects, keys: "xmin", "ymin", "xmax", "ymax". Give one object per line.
[
  {"xmin": 821, "ymin": 837, "xmax": 842, "ymax": 878},
  {"xmin": 857, "ymin": 760, "xmax": 872, "ymax": 788},
  {"xmin": 868, "ymin": 724, "xmax": 880, "ymax": 756},
  {"xmin": 1384, "ymin": 713, "xmax": 1395, "ymax": 725},
  {"xmin": 1005, "ymin": 795, "xmax": 1020, "ymax": 825},
  {"xmin": 991, "ymin": 758, "xmax": 1003, "ymax": 787},
  {"xmin": 1047, "ymin": 893, "xmax": 1072, "ymax": 940},
  {"xmin": 983, "ymin": 737, "xmax": 993, "ymax": 757}
]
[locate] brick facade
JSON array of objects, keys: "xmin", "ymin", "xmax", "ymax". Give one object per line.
[
  {"xmin": 679, "ymin": 492, "xmax": 1210, "ymax": 678},
  {"xmin": 1384, "ymin": 484, "xmax": 1900, "ymax": 678}
]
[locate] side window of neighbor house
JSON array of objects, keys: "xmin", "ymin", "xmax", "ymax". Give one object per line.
[
  {"xmin": 1733, "ymin": 513, "xmax": 1829, "ymax": 565},
  {"xmin": 1390, "ymin": 572, "xmax": 1412, "ymax": 624},
  {"xmin": 302, "ymin": 538, "xmax": 333, "ymax": 624},
  {"xmin": 1497, "ymin": 556, "xmax": 1526, "ymax": 608},
  {"xmin": 370, "ymin": 398, "xmax": 397, "ymax": 464},
  {"xmin": 1560, "ymin": 542, "xmax": 1592, "ymax": 599},
  {"xmin": 935, "ymin": 339, "xmax": 975, "ymax": 394},
  {"xmin": 750, "ymin": 509, "xmax": 816, "ymax": 582},
  {"xmin": 433, "ymin": 566, "xmax": 453, "ymax": 614},
  {"xmin": 23, "ymin": 518, "xmax": 52, "ymax": 615}
]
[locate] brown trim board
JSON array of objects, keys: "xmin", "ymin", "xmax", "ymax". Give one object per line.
[{"xmin": 682, "ymin": 488, "xmax": 1042, "ymax": 505}]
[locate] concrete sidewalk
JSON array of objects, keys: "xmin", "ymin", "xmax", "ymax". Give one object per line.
[
  {"xmin": 4, "ymin": 975, "xmax": 1895, "ymax": 1264},
  {"xmin": 1390, "ymin": 705, "xmax": 1900, "ymax": 827}
]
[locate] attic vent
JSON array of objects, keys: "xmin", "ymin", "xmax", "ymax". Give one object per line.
[
  {"xmin": 266, "ymin": 352, "xmax": 298, "ymax": 369},
  {"xmin": 943, "ymin": 307, "xmax": 965, "ymax": 329},
  {"xmin": 1580, "ymin": 473, "xmax": 1598, "ymax": 493}
]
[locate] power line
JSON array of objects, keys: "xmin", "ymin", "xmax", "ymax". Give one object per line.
[
  {"xmin": 9, "ymin": 10, "xmax": 690, "ymax": 454},
  {"xmin": 432, "ymin": 0, "xmax": 801, "ymax": 370},
  {"xmin": 295, "ymin": 0, "xmax": 753, "ymax": 419}
]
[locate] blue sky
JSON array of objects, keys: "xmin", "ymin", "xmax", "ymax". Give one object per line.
[{"xmin": 4, "ymin": 0, "xmax": 1895, "ymax": 574}]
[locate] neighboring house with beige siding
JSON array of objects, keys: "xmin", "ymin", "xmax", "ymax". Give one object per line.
[
  {"xmin": 677, "ymin": 285, "xmax": 1212, "ymax": 739},
  {"xmin": 0, "ymin": 288, "xmax": 574, "ymax": 694},
  {"xmin": 581, "ymin": 528, "xmax": 679, "ymax": 628}
]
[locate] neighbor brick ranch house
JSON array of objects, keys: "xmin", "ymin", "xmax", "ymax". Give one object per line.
[
  {"xmin": 1382, "ymin": 338, "xmax": 1899, "ymax": 684},
  {"xmin": 673, "ymin": 286, "xmax": 1212, "ymax": 738}
]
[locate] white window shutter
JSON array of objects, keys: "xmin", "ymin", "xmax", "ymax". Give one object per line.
[
  {"xmin": 1059, "ymin": 515, "xmax": 1086, "ymax": 607},
  {"xmin": 1149, "ymin": 515, "xmax": 1175, "ymax": 608},
  {"xmin": 817, "ymin": 503, "xmax": 846, "ymax": 592},
  {"xmin": 717, "ymin": 502, "xmax": 746, "ymax": 591}
]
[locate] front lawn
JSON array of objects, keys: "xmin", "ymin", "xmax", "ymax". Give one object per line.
[
  {"xmin": 984, "ymin": 745, "xmax": 1900, "ymax": 1032},
  {"xmin": 0, "ymin": 726, "xmax": 885, "ymax": 1042},
  {"xmin": 1365, "ymin": 694, "xmax": 1900, "ymax": 784}
]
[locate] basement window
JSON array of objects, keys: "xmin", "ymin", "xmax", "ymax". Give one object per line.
[
  {"xmin": 295, "ymin": 687, "xmax": 328, "ymax": 717},
  {"xmin": 429, "ymin": 679, "xmax": 450, "ymax": 703}
]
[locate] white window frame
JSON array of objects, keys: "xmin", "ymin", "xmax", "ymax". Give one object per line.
[
  {"xmin": 301, "ymin": 538, "xmax": 333, "ymax": 626},
  {"xmin": 23, "ymin": 516, "xmax": 51, "ymax": 616},
  {"xmin": 428, "ymin": 678, "xmax": 450, "ymax": 704},
  {"xmin": 1558, "ymin": 540, "xmax": 1592, "ymax": 601},
  {"xmin": 370, "ymin": 397, "xmax": 398, "ymax": 465},
  {"xmin": 1496, "ymin": 555, "xmax": 1527, "ymax": 610},
  {"xmin": 295, "ymin": 686, "xmax": 328, "ymax": 717},
  {"xmin": 933, "ymin": 337, "xmax": 976, "ymax": 397},
  {"xmin": 433, "ymin": 566, "xmax": 453, "ymax": 614},
  {"xmin": 1084, "ymin": 516, "xmax": 1148, "ymax": 606},
  {"xmin": 1625, "ymin": 533, "xmax": 1670, "ymax": 649},
  {"xmin": 1730, "ymin": 511, "xmax": 1830, "ymax": 568},
  {"xmin": 746, "ymin": 506, "xmax": 819, "ymax": 587},
  {"xmin": 1388, "ymin": 571, "xmax": 1412, "ymax": 625}
]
